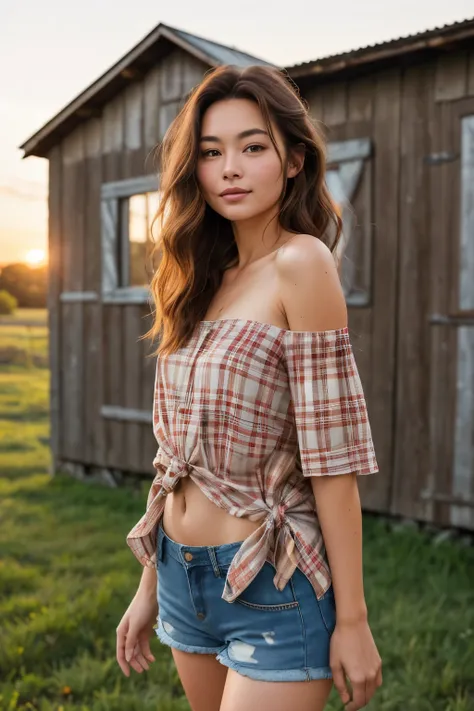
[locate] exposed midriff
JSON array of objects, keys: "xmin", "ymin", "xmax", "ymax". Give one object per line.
[{"xmin": 161, "ymin": 476, "xmax": 262, "ymax": 545}]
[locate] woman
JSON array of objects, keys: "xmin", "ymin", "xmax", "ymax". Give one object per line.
[{"xmin": 116, "ymin": 64, "xmax": 382, "ymax": 711}]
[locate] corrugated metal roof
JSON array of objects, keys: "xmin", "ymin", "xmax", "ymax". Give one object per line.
[
  {"xmin": 287, "ymin": 16, "xmax": 474, "ymax": 76},
  {"xmin": 171, "ymin": 27, "xmax": 273, "ymax": 67}
]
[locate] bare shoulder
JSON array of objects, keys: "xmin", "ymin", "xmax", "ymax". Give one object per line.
[
  {"xmin": 277, "ymin": 233, "xmax": 335, "ymax": 274},
  {"xmin": 276, "ymin": 233, "xmax": 347, "ymax": 332}
]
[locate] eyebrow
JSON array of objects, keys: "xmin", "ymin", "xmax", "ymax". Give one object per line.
[{"xmin": 199, "ymin": 128, "xmax": 269, "ymax": 143}]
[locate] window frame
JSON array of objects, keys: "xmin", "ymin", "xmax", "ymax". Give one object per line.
[
  {"xmin": 101, "ymin": 174, "xmax": 160, "ymax": 304},
  {"xmin": 326, "ymin": 137, "xmax": 373, "ymax": 307}
]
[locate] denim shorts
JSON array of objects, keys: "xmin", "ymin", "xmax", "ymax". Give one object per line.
[{"xmin": 154, "ymin": 522, "xmax": 336, "ymax": 682}]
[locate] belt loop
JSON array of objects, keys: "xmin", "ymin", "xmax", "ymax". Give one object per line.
[{"xmin": 207, "ymin": 546, "xmax": 221, "ymax": 577}]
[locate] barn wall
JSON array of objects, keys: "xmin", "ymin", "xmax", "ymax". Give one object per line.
[
  {"xmin": 302, "ymin": 47, "xmax": 474, "ymax": 528},
  {"xmin": 393, "ymin": 56, "xmax": 474, "ymax": 531},
  {"xmin": 59, "ymin": 129, "xmax": 86, "ymax": 465},
  {"xmin": 304, "ymin": 69, "xmax": 401, "ymax": 516},
  {"xmin": 49, "ymin": 47, "xmax": 208, "ymax": 476}
]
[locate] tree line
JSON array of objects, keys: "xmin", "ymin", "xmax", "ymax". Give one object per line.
[{"xmin": 0, "ymin": 263, "xmax": 47, "ymax": 310}]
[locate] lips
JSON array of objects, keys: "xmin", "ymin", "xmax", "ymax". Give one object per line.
[{"xmin": 220, "ymin": 188, "xmax": 250, "ymax": 196}]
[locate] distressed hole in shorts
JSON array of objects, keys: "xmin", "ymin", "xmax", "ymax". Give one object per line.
[
  {"xmin": 228, "ymin": 640, "xmax": 259, "ymax": 664},
  {"xmin": 162, "ymin": 620, "xmax": 175, "ymax": 636}
]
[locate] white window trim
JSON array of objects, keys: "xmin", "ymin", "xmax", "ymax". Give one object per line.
[
  {"xmin": 327, "ymin": 137, "xmax": 373, "ymax": 307},
  {"xmin": 101, "ymin": 174, "xmax": 159, "ymax": 304}
]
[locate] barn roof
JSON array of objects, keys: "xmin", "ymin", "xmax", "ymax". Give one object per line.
[
  {"xmin": 286, "ymin": 16, "xmax": 474, "ymax": 82},
  {"xmin": 170, "ymin": 26, "xmax": 274, "ymax": 68},
  {"xmin": 19, "ymin": 23, "xmax": 274, "ymax": 158},
  {"xmin": 20, "ymin": 17, "xmax": 474, "ymax": 158}
]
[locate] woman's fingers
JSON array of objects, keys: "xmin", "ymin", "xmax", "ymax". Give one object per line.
[
  {"xmin": 125, "ymin": 640, "xmax": 156, "ymax": 675},
  {"xmin": 116, "ymin": 620, "xmax": 130, "ymax": 677},
  {"xmin": 345, "ymin": 664, "xmax": 382, "ymax": 710},
  {"xmin": 332, "ymin": 662, "xmax": 351, "ymax": 706},
  {"xmin": 116, "ymin": 603, "xmax": 157, "ymax": 676},
  {"xmin": 344, "ymin": 677, "xmax": 366, "ymax": 710},
  {"xmin": 133, "ymin": 642, "xmax": 151, "ymax": 672},
  {"xmin": 139, "ymin": 633, "xmax": 156, "ymax": 663},
  {"xmin": 124, "ymin": 630, "xmax": 148, "ymax": 674}
]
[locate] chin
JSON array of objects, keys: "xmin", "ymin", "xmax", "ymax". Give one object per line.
[
  {"xmin": 212, "ymin": 203, "xmax": 262, "ymax": 221},
  {"xmin": 221, "ymin": 208, "xmax": 259, "ymax": 221}
]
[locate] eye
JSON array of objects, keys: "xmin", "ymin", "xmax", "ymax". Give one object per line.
[
  {"xmin": 200, "ymin": 149, "xmax": 221, "ymax": 158},
  {"xmin": 245, "ymin": 144, "xmax": 264, "ymax": 153}
]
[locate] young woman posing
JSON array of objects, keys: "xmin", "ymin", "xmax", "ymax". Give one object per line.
[{"xmin": 116, "ymin": 64, "xmax": 382, "ymax": 711}]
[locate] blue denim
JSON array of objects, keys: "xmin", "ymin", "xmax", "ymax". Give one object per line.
[{"xmin": 155, "ymin": 522, "xmax": 336, "ymax": 682}]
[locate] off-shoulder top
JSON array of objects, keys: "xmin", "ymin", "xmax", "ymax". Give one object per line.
[{"xmin": 126, "ymin": 318, "xmax": 378, "ymax": 603}]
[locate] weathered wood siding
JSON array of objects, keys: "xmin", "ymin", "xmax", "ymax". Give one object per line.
[
  {"xmin": 48, "ymin": 48, "xmax": 208, "ymax": 477},
  {"xmin": 305, "ymin": 71, "xmax": 400, "ymax": 516},
  {"xmin": 304, "ymin": 49, "xmax": 474, "ymax": 527}
]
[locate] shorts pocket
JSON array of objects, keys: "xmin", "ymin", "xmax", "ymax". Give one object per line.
[
  {"xmin": 230, "ymin": 561, "xmax": 300, "ymax": 612},
  {"xmin": 316, "ymin": 585, "xmax": 336, "ymax": 634},
  {"xmin": 236, "ymin": 597, "xmax": 299, "ymax": 612}
]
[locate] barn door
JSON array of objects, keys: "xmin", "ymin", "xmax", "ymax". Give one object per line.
[{"xmin": 426, "ymin": 97, "xmax": 474, "ymax": 528}]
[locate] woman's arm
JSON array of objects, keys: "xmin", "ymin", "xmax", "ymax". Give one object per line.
[
  {"xmin": 277, "ymin": 234, "xmax": 382, "ymax": 710},
  {"xmin": 277, "ymin": 233, "xmax": 366, "ymax": 620},
  {"xmin": 310, "ymin": 473, "xmax": 367, "ymax": 624},
  {"xmin": 136, "ymin": 564, "xmax": 158, "ymax": 601},
  {"xmin": 312, "ymin": 473, "xmax": 382, "ymax": 711}
]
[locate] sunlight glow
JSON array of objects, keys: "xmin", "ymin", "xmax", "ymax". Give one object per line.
[{"xmin": 24, "ymin": 249, "xmax": 47, "ymax": 266}]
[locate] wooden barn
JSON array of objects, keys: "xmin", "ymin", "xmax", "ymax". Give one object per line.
[{"xmin": 20, "ymin": 19, "xmax": 474, "ymax": 530}]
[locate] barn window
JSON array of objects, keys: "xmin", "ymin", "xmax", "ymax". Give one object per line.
[
  {"xmin": 127, "ymin": 192, "xmax": 160, "ymax": 287},
  {"xmin": 326, "ymin": 137, "xmax": 373, "ymax": 306},
  {"xmin": 101, "ymin": 175, "xmax": 160, "ymax": 303}
]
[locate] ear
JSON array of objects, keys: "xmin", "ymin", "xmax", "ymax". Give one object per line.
[{"xmin": 287, "ymin": 143, "xmax": 305, "ymax": 179}]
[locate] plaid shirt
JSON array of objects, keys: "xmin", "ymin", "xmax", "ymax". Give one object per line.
[{"xmin": 126, "ymin": 318, "xmax": 378, "ymax": 603}]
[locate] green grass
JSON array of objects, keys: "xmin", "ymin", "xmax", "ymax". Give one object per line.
[
  {"xmin": 0, "ymin": 365, "xmax": 186, "ymax": 711},
  {"xmin": 0, "ymin": 326, "xmax": 473, "ymax": 710},
  {"xmin": 0, "ymin": 308, "xmax": 47, "ymax": 325},
  {"xmin": 0, "ymin": 309, "xmax": 48, "ymax": 368}
]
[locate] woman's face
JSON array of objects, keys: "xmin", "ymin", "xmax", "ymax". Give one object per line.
[{"xmin": 196, "ymin": 98, "xmax": 295, "ymax": 221}]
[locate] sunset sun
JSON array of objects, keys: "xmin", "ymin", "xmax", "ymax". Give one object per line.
[{"xmin": 25, "ymin": 249, "xmax": 47, "ymax": 266}]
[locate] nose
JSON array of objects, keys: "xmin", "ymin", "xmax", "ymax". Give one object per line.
[{"xmin": 222, "ymin": 152, "xmax": 243, "ymax": 180}]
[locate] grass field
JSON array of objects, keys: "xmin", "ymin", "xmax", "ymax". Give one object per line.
[
  {"xmin": 0, "ymin": 309, "xmax": 48, "ymax": 325},
  {"xmin": 0, "ymin": 308, "xmax": 48, "ymax": 368},
  {"xmin": 0, "ymin": 309, "xmax": 473, "ymax": 710}
]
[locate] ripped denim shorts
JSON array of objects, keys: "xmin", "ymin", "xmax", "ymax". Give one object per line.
[{"xmin": 154, "ymin": 521, "xmax": 336, "ymax": 682}]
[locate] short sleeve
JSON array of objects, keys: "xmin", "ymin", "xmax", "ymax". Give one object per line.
[{"xmin": 282, "ymin": 326, "xmax": 378, "ymax": 477}]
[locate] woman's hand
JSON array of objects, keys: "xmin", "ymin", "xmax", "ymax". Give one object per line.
[
  {"xmin": 116, "ymin": 588, "xmax": 159, "ymax": 677},
  {"xmin": 330, "ymin": 618, "xmax": 382, "ymax": 710}
]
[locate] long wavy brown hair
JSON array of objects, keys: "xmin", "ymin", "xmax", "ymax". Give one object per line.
[{"xmin": 144, "ymin": 63, "xmax": 342, "ymax": 356}]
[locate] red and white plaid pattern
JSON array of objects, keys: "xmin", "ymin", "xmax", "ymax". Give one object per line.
[{"xmin": 126, "ymin": 318, "xmax": 378, "ymax": 603}]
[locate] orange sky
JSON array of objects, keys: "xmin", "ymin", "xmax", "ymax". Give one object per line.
[
  {"xmin": 1, "ymin": 3, "xmax": 470, "ymax": 266},
  {"xmin": 0, "ymin": 159, "xmax": 48, "ymax": 266}
]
